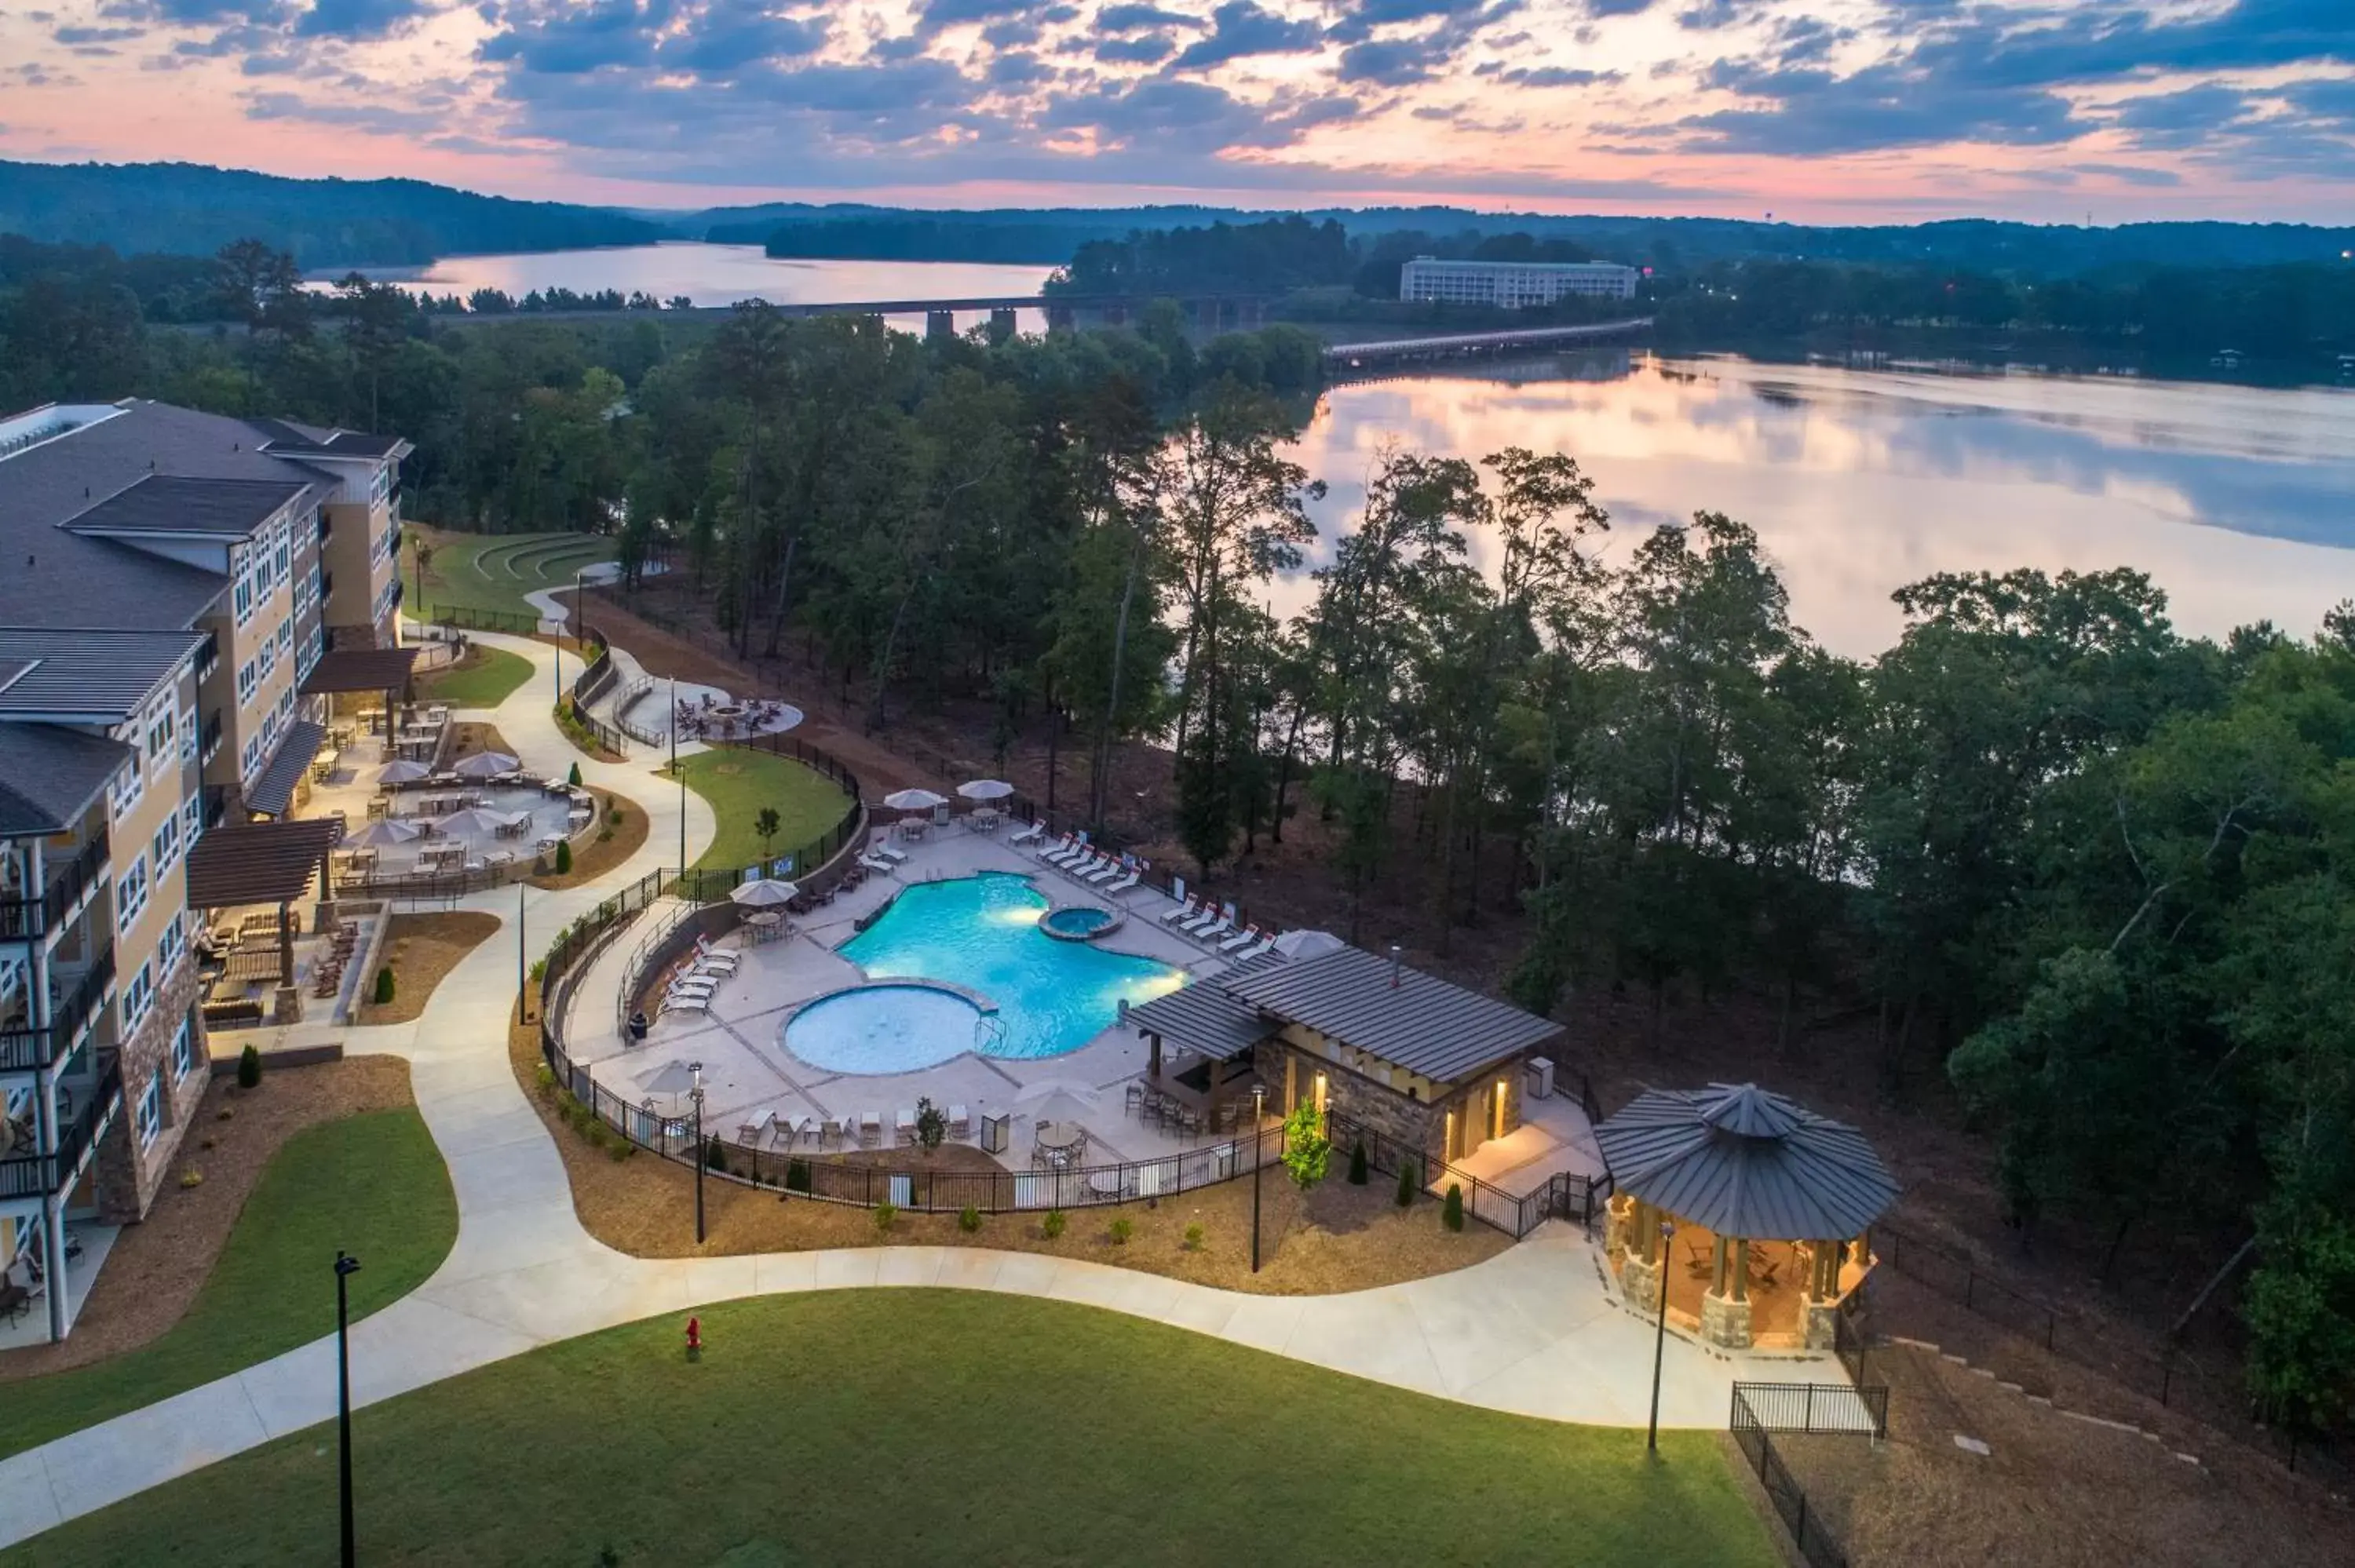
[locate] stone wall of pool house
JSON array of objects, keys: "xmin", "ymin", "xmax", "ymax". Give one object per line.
[
  {"xmin": 1251, "ymin": 1037, "xmax": 1532, "ymax": 1172},
  {"xmin": 93, "ymin": 963, "xmax": 207, "ymax": 1225}
]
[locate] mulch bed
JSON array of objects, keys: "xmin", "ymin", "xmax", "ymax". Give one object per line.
[
  {"xmin": 508, "ymin": 1008, "xmax": 1506, "ymax": 1295},
  {"xmin": 363, "ymin": 912, "xmax": 502, "ymax": 1024},
  {"xmin": 529, "ymin": 789, "xmax": 648, "ymax": 889},
  {"xmin": 0, "ymin": 1058, "xmax": 415, "ymax": 1380}
]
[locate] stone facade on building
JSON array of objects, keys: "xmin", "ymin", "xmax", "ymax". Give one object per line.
[{"xmin": 92, "ymin": 961, "xmax": 206, "ymax": 1225}]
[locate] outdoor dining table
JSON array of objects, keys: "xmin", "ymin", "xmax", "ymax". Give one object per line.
[
  {"xmin": 1035, "ymin": 1121, "xmax": 1085, "ymax": 1157},
  {"xmin": 1086, "ymin": 1168, "xmax": 1121, "ymax": 1198},
  {"xmin": 312, "ymin": 748, "xmax": 340, "ymax": 782}
]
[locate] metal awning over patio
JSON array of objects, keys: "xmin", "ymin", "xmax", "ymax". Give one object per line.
[
  {"xmin": 1126, "ymin": 951, "xmax": 1284, "ymax": 1063},
  {"xmin": 243, "ymin": 720, "xmax": 327, "ymax": 817},
  {"xmin": 298, "ymin": 646, "xmax": 421, "ymax": 696},
  {"xmin": 1221, "ymin": 944, "xmax": 1563, "ymax": 1083},
  {"xmin": 184, "ymin": 817, "xmax": 345, "ymax": 909},
  {"xmin": 1594, "ymin": 1082, "xmax": 1898, "ymax": 1242}
]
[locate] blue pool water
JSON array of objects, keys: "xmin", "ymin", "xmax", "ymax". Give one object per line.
[{"xmin": 787, "ymin": 873, "xmax": 1181, "ymax": 1073}]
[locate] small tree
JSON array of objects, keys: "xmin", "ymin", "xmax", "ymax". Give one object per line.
[
  {"xmin": 1347, "ymin": 1136, "xmax": 1368, "ymax": 1185},
  {"xmin": 786, "ymin": 1158, "xmax": 812, "ymax": 1194},
  {"xmin": 958, "ymin": 1203, "xmax": 982, "ymax": 1233},
  {"xmin": 1396, "ymin": 1157, "xmax": 1418, "ymax": 1209},
  {"xmin": 568, "ymin": 761, "xmax": 583, "ymax": 787},
  {"xmin": 554, "ymin": 840, "xmax": 573, "ymax": 874},
  {"xmin": 1443, "ymin": 1183, "xmax": 1466, "ymax": 1232},
  {"xmin": 1280, "ymin": 1099, "xmax": 1329, "ymax": 1189},
  {"xmin": 236, "ymin": 1042, "xmax": 263, "ymax": 1089},
  {"xmin": 874, "ymin": 1201, "xmax": 897, "ymax": 1234},
  {"xmin": 373, "ymin": 966, "xmax": 396, "ymax": 1005},
  {"xmin": 915, "ymin": 1096, "xmax": 947, "ymax": 1156},
  {"xmin": 1042, "ymin": 1208, "xmax": 1068, "ymax": 1239},
  {"xmin": 1108, "ymin": 1216, "xmax": 1134, "ymax": 1245},
  {"xmin": 1184, "ymin": 1223, "xmax": 1205, "ymax": 1251},
  {"xmin": 703, "ymin": 1135, "xmax": 728, "ymax": 1174},
  {"xmin": 754, "ymin": 805, "xmax": 781, "ymax": 865}
]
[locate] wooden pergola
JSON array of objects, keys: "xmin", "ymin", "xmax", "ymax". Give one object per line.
[{"xmin": 184, "ymin": 818, "xmax": 347, "ymax": 985}]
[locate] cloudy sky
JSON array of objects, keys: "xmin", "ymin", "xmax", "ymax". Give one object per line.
[{"xmin": 2, "ymin": 0, "xmax": 2350, "ymax": 218}]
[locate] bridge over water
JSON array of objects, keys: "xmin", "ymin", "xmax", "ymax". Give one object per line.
[{"xmin": 1324, "ymin": 317, "xmax": 1655, "ymax": 370}]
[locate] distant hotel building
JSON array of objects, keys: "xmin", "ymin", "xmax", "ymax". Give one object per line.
[
  {"xmin": 0, "ymin": 399, "xmax": 408, "ymax": 1343},
  {"xmin": 1399, "ymin": 257, "xmax": 1640, "ymax": 308}
]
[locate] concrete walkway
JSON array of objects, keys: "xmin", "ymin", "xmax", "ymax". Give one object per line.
[{"xmin": 0, "ymin": 628, "xmax": 1830, "ymax": 1549}]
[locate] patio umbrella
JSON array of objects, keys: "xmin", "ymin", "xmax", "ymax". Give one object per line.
[
  {"xmin": 433, "ymin": 806, "xmax": 528, "ymax": 837},
  {"xmin": 346, "ymin": 818, "xmax": 424, "ymax": 848},
  {"xmin": 451, "ymin": 750, "xmax": 520, "ymax": 779},
  {"xmin": 377, "ymin": 759, "xmax": 431, "ymax": 785},
  {"xmin": 1015, "ymin": 1079, "xmax": 1101, "ymax": 1130},
  {"xmin": 1271, "ymin": 928, "xmax": 1346, "ymax": 961},
  {"xmin": 634, "ymin": 1059, "xmax": 702, "ymax": 1112},
  {"xmin": 957, "ymin": 779, "xmax": 1016, "ymax": 802},
  {"xmin": 882, "ymin": 787, "xmax": 949, "ymax": 813},
  {"xmin": 731, "ymin": 877, "xmax": 799, "ymax": 908}
]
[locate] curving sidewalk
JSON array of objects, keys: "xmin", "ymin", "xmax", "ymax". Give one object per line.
[{"xmin": 0, "ymin": 629, "xmax": 1825, "ymax": 1550}]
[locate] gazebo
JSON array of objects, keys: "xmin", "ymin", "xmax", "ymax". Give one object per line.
[{"xmin": 1596, "ymin": 1083, "xmax": 1897, "ymax": 1351}]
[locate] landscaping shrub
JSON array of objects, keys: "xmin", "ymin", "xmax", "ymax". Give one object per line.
[
  {"xmin": 1184, "ymin": 1223, "xmax": 1205, "ymax": 1251},
  {"xmin": 608, "ymin": 806, "xmax": 622, "ymax": 826},
  {"xmin": 568, "ymin": 761, "xmax": 582, "ymax": 787},
  {"xmin": 915, "ymin": 1097, "xmax": 947, "ymax": 1154},
  {"xmin": 236, "ymin": 1044, "xmax": 262, "ymax": 1089},
  {"xmin": 1041, "ymin": 1208, "xmax": 1067, "ymax": 1240},
  {"xmin": 1443, "ymin": 1183, "xmax": 1465, "ymax": 1232},
  {"xmin": 1280, "ymin": 1100, "xmax": 1330, "ymax": 1188},
  {"xmin": 786, "ymin": 1159, "xmax": 811, "ymax": 1194},
  {"xmin": 874, "ymin": 1202, "xmax": 897, "ymax": 1234},
  {"xmin": 179, "ymin": 1170, "xmax": 203, "ymax": 1190},
  {"xmin": 1348, "ymin": 1136, "xmax": 1368, "ymax": 1185},
  {"xmin": 373, "ymin": 967, "xmax": 396, "ymax": 1005},
  {"xmin": 1108, "ymin": 1216, "xmax": 1134, "ymax": 1246},
  {"xmin": 1397, "ymin": 1157, "xmax": 1418, "ymax": 1209},
  {"xmin": 554, "ymin": 840, "xmax": 573, "ymax": 874},
  {"xmin": 703, "ymin": 1135, "xmax": 728, "ymax": 1173},
  {"xmin": 958, "ymin": 1204, "xmax": 982, "ymax": 1234}
]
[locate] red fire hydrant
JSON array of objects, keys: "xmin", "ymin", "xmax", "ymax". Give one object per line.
[{"xmin": 685, "ymin": 1315, "xmax": 703, "ymax": 1362}]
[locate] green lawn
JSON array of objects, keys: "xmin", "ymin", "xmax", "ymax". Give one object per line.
[
  {"xmin": 410, "ymin": 644, "xmax": 535, "ymax": 709},
  {"xmin": 673, "ymin": 747, "xmax": 853, "ymax": 874},
  {"xmin": 409, "ymin": 528, "xmax": 613, "ymax": 622},
  {"xmin": 0, "ymin": 1109, "xmax": 457, "ymax": 1464},
  {"xmin": 2, "ymin": 1291, "xmax": 1777, "ymax": 1567}
]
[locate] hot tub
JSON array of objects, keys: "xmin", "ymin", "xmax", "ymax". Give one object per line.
[{"xmin": 1039, "ymin": 904, "xmax": 1122, "ymax": 942}]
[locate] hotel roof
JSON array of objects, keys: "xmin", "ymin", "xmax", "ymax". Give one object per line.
[
  {"xmin": 62, "ymin": 475, "xmax": 319, "ymax": 540},
  {"xmin": 0, "ymin": 628, "xmax": 206, "ymax": 721},
  {"xmin": 0, "ymin": 724, "xmax": 133, "ymax": 838}
]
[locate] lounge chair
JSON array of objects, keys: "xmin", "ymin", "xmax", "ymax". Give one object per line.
[
  {"xmin": 860, "ymin": 1110, "xmax": 882, "ymax": 1147},
  {"xmin": 1102, "ymin": 870, "xmax": 1140, "ymax": 895},
  {"xmin": 740, "ymin": 1110, "xmax": 779, "ymax": 1145},
  {"xmin": 859, "ymin": 851, "xmax": 896, "ymax": 874},
  {"xmin": 1220, "ymin": 925, "xmax": 1261, "ymax": 954},
  {"xmin": 873, "ymin": 840, "xmax": 909, "ymax": 865},
  {"xmin": 1192, "ymin": 913, "xmax": 1234, "ymax": 943},
  {"xmin": 692, "ymin": 938, "xmax": 740, "ymax": 972},
  {"xmin": 1236, "ymin": 935, "xmax": 1275, "ymax": 960},
  {"xmin": 1009, "ymin": 821, "xmax": 1043, "ymax": 846},
  {"xmin": 895, "ymin": 1107, "xmax": 916, "ymax": 1145},
  {"xmin": 1043, "ymin": 839, "xmax": 1089, "ymax": 869},
  {"xmin": 1179, "ymin": 905, "xmax": 1223, "ymax": 935},
  {"xmin": 659, "ymin": 994, "xmax": 709, "ymax": 1017},
  {"xmin": 1081, "ymin": 856, "xmax": 1122, "ymax": 884},
  {"xmin": 1159, "ymin": 897, "xmax": 1203, "ymax": 926}
]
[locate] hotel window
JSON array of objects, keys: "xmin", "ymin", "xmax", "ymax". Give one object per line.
[
  {"xmin": 276, "ymin": 620, "xmax": 294, "ymax": 660},
  {"xmin": 241, "ymin": 733, "xmax": 261, "ymax": 782},
  {"xmin": 170, "ymin": 1014, "xmax": 199, "ymax": 1083},
  {"xmin": 257, "ymin": 638, "xmax": 276, "ymax": 683},
  {"xmin": 183, "ymin": 795, "xmax": 203, "ymax": 848},
  {"xmin": 276, "ymin": 687, "xmax": 295, "ymax": 724},
  {"xmin": 109, "ymin": 753, "xmax": 145, "ymax": 820},
  {"xmin": 136, "ymin": 1073, "xmax": 162, "ymax": 1148},
  {"xmin": 144, "ymin": 696, "xmax": 174, "ymax": 771},
  {"xmin": 117, "ymin": 851, "xmax": 149, "ymax": 933},
  {"xmin": 273, "ymin": 525, "xmax": 291, "ymax": 588},
  {"xmin": 158, "ymin": 909, "xmax": 185, "ymax": 977},
  {"xmin": 237, "ymin": 658, "xmax": 257, "ymax": 708},
  {"xmin": 152, "ymin": 814, "xmax": 181, "ymax": 874},
  {"xmin": 122, "ymin": 957, "xmax": 155, "ymax": 1037},
  {"xmin": 234, "ymin": 570, "xmax": 255, "ymax": 627}
]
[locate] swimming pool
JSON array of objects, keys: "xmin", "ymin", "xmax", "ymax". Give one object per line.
[{"xmin": 786, "ymin": 873, "xmax": 1182, "ymax": 1073}]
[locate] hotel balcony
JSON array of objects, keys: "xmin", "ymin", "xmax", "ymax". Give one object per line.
[
  {"xmin": 0, "ymin": 1055, "xmax": 122, "ymax": 1202},
  {"xmin": 0, "ymin": 833, "xmax": 110, "ymax": 943},
  {"xmin": 0, "ymin": 950, "xmax": 115, "ymax": 1076}
]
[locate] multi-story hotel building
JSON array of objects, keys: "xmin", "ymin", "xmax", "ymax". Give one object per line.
[
  {"xmin": 0, "ymin": 399, "xmax": 409, "ymax": 1342},
  {"xmin": 1399, "ymin": 257, "xmax": 1641, "ymax": 307}
]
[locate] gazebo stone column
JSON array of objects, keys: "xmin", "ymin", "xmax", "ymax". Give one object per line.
[
  {"xmin": 1798, "ymin": 1240, "xmax": 1843, "ymax": 1351},
  {"xmin": 1617, "ymin": 1198, "xmax": 1665, "ymax": 1311},
  {"xmin": 1701, "ymin": 1234, "xmax": 1754, "ymax": 1348},
  {"xmin": 1604, "ymin": 1191, "xmax": 1636, "ymax": 1260}
]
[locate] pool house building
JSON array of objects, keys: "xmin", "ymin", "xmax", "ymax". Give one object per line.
[{"xmin": 1127, "ymin": 943, "xmax": 1565, "ymax": 1172}]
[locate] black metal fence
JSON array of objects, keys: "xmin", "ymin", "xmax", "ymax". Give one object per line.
[
  {"xmin": 1730, "ymin": 1384, "xmax": 1857, "ymax": 1568},
  {"xmin": 424, "ymin": 603, "xmax": 542, "ymax": 636},
  {"xmin": 1324, "ymin": 1107, "xmax": 1610, "ymax": 1241},
  {"xmin": 1873, "ymin": 1219, "xmax": 2351, "ymax": 1486},
  {"xmin": 1731, "ymin": 1379, "xmax": 1889, "ymax": 1439},
  {"xmin": 536, "ymin": 866, "xmax": 672, "ymax": 1028}
]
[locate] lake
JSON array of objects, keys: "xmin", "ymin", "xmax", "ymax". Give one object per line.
[
  {"xmin": 334, "ymin": 244, "xmax": 2354, "ymax": 654},
  {"xmin": 329, "ymin": 242, "xmax": 1055, "ymax": 331},
  {"xmin": 1288, "ymin": 351, "xmax": 2355, "ymax": 655}
]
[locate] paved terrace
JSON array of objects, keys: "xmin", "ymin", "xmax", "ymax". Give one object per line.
[{"xmin": 0, "ymin": 626, "xmax": 1846, "ymax": 1550}]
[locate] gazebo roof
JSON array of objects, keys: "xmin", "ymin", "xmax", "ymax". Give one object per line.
[{"xmin": 1594, "ymin": 1082, "xmax": 1898, "ymax": 1242}]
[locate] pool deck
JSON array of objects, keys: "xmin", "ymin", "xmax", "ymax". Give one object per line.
[{"xmin": 566, "ymin": 832, "xmax": 1236, "ymax": 1166}]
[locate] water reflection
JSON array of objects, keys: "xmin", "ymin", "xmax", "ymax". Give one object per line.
[{"xmin": 1285, "ymin": 354, "xmax": 2355, "ymax": 655}]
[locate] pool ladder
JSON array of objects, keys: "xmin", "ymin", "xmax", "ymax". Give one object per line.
[{"xmin": 974, "ymin": 1015, "xmax": 1006, "ymax": 1052}]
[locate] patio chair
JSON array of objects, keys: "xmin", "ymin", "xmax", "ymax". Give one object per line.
[
  {"xmin": 1219, "ymin": 924, "xmax": 1262, "ymax": 954},
  {"xmin": 741, "ymin": 1110, "xmax": 778, "ymax": 1146},
  {"xmin": 659, "ymin": 994, "xmax": 709, "ymax": 1017},
  {"xmin": 1081, "ymin": 856, "xmax": 1123, "ymax": 885},
  {"xmin": 1184, "ymin": 908, "xmax": 1229, "ymax": 939},
  {"xmin": 1009, "ymin": 821, "xmax": 1043, "ymax": 846},
  {"xmin": 872, "ymin": 840, "xmax": 909, "ymax": 865},
  {"xmin": 817, "ymin": 1117, "xmax": 842, "ymax": 1152},
  {"xmin": 1158, "ymin": 896, "xmax": 1203, "ymax": 926},
  {"xmin": 859, "ymin": 851, "xmax": 896, "ymax": 875},
  {"xmin": 1124, "ymin": 1082, "xmax": 1145, "ymax": 1116}
]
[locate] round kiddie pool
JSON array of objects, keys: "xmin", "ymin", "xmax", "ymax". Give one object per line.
[
  {"xmin": 1039, "ymin": 904, "xmax": 1123, "ymax": 942},
  {"xmin": 785, "ymin": 982, "xmax": 989, "ymax": 1076}
]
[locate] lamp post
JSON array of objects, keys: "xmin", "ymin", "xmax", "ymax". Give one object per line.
[
  {"xmin": 670, "ymin": 676, "xmax": 685, "ymax": 889},
  {"xmin": 516, "ymin": 879, "xmax": 527, "ymax": 1026},
  {"xmin": 1647, "ymin": 1218, "xmax": 1675, "ymax": 1455},
  {"xmin": 1250, "ymin": 1084, "xmax": 1267, "ymax": 1274},
  {"xmin": 690, "ymin": 1062, "xmax": 706, "ymax": 1245},
  {"xmin": 334, "ymin": 1249, "xmax": 363, "ymax": 1567},
  {"xmin": 575, "ymin": 565, "xmax": 588, "ymax": 654}
]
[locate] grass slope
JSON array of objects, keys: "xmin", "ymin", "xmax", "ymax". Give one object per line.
[
  {"xmin": 411, "ymin": 644, "xmax": 535, "ymax": 708},
  {"xmin": 0, "ymin": 1109, "xmax": 456, "ymax": 1463},
  {"xmin": 674, "ymin": 747, "xmax": 853, "ymax": 873},
  {"xmin": 3, "ymin": 1291, "xmax": 1777, "ymax": 1567},
  {"xmin": 411, "ymin": 528, "xmax": 613, "ymax": 621}
]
